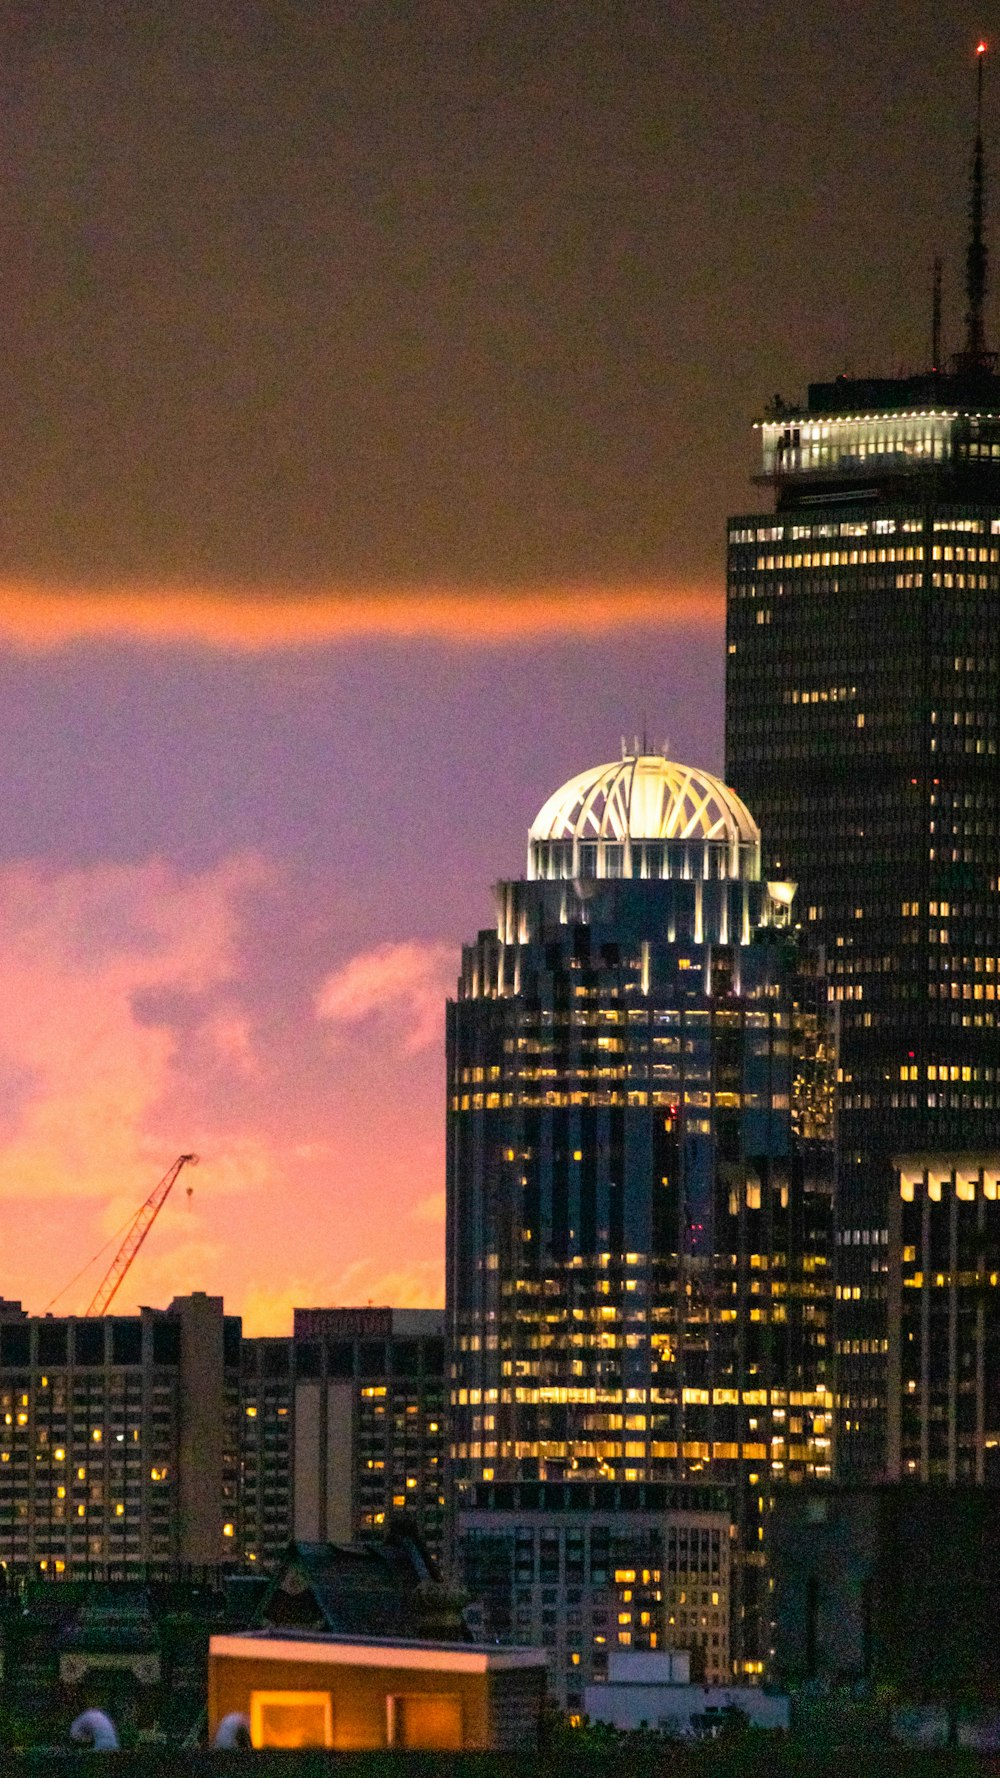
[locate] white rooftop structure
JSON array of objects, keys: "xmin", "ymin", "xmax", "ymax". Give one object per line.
[
  {"xmin": 527, "ymin": 754, "xmax": 761, "ymax": 884},
  {"xmin": 585, "ymin": 1649, "xmax": 790, "ymax": 1737}
]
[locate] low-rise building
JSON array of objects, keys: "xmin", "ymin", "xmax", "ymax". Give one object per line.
[
  {"xmin": 456, "ymin": 1479, "xmax": 733, "ymax": 1712},
  {"xmin": 584, "ymin": 1648, "xmax": 789, "ymax": 1735},
  {"xmin": 208, "ymin": 1629, "xmax": 547, "ymax": 1751},
  {"xmin": 256, "ymin": 1536, "xmax": 465, "ymax": 1642},
  {"xmin": 0, "ymin": 1571, "xmax": 247, "ymax": 1747}
]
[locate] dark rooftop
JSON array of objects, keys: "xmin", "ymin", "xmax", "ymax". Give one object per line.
[{"xmin": 802, "ymin": 369, "xmax": 1000, "ymax": 416}]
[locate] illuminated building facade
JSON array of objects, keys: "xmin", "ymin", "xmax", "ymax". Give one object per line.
[
  {"xmin": 289, "ymin": 1308, "xmax": 447, "ymax": 1567},
  {"xmin": 446, "ymin": 754, "xmax": 836, "ymax": 1671},
  {"xmin": 889, "ymin": 1155, "xmax": 1000, "ymax": 1481},
  {"xmin": 239, "ymin": 1335, "xmax": 294, "ymax": 1568},
  {"xmin": 726, "ymin": 374, "xmax": 1000, "ymax": 1479},
  {"xmin": 0, "ymin": 1293, "xmax": 241, "ymax": 1575},
  {"xmin": 0, "ymin": 1294, "xmax": 446, "ymax": 1580},
  {"xmin": 208, "ymin": 1626, "xmax": 547, "ymax": 1753},
  {"xmin": 455, "ymin": 1479, "xmax": 732, "ymax": 1712}
]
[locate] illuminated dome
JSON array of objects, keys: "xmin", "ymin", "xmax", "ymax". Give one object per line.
[{"xmin": 527, "ymin": 753, "xmax": 761, "ymax": 883}]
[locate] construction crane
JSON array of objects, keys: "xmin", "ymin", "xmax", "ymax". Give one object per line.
[{"xmin": 85, "ymin": 1154, "xmax": 199, "ymax": 1317}]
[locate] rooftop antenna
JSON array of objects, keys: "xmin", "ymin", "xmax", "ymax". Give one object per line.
[
  {"xmin": 958, "ymin": 41, "xmax": 994, "ymax": 371},
  {"xmin": 932, "ymin": 255, "xmax": 943, "ymax": 369}
]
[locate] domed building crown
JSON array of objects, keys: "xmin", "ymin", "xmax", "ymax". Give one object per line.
[{"xmin": 527, "ymin": 752, "xmax": 761, "ymax": 882}]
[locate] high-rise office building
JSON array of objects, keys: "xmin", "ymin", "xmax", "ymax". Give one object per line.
[
  {"xmin": 446, "ymin": 752, "xmax": 836, "ymax": 1669},
  {"xmin": 725, "ymin": 93, "xmax": 1000, "ymax": 1479},
  {"xmin": 0, "ymin": 1293, "xmax": 241, "ymax": 1574},
  {"xmin": 890, "ymin": 1156, "xmax": 1000, "ymax": 1482}
]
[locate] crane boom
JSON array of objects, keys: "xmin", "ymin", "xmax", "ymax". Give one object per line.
[{"xmin": 85, "ymin": 1154, "xmax": 199, "ymax": 1317}]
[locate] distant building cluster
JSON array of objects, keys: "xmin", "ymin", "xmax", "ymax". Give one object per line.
[
  {"xmin": 0, "ymin": 1297, "xmax": 446, "ymax": 1577},
  {"xmin": 7, "ymin": 343, "xmax": 1000, "ymax": 1729}
]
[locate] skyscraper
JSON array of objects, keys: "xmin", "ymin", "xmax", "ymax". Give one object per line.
[
  {"xmin": 446, "ymin": 752, "xmax": 835, "ymax": 1670},
  {"xmin": 725, "ymin": 59, "xmax": 1000, "ymax": 1479}
]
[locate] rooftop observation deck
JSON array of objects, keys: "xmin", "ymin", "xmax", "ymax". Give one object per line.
[{"xmin": 756, "ymin": 371, "xmax": 1000, "ymax": 507}]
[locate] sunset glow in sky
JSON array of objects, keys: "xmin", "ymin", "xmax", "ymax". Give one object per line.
[
  {"xmin": 0, "ymin": 1, "xmax": 988, "ymax": 1326},
  {"xmin": 2, "ymin": 601, "xmax": 722, "ymax": 1330}
]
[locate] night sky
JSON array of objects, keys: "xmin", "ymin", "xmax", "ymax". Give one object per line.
[{"xmin": 0, "ymin": 0, "xmax": 990, "ymax": 1326}]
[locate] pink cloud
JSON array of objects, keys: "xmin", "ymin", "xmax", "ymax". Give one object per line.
[
  {"xmin": 0, "ymin": 860, "xmax": 449, "ymax": 1328},
  {"xmin": 315, "ymin": 940, "xmax": 458, "ymax": 1054},
  {"xmin": 0, "ymin": 856, "xmax": 265, "ymax": 1206},
  {"xmin": 410, "ymin": 1190, "xmax": 446, "ymax": 1226}
]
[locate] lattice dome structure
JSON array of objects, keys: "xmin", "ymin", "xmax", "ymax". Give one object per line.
[{"xmin": 527, "ymin": 753, "xmax": 761, "ymax": 882}]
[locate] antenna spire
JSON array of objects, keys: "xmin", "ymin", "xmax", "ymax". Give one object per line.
[
  {"xmin": 932, "ymin": 255, "xmax": 943, "ymax": 370},
  {"xmin": 961, "ymin": 41, "xmax": 992, "ymax": 370}
]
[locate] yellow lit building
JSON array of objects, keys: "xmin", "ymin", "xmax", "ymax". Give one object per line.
[
  {"xmin": 0, "ymin": 1292, "xmax": 240, "ymax": 1573},
  {"xmin": 208, "ymin": 1630, "xmax": 547, "ymax": 1751},
  {"xmin": 456, "ymin": 1478, "xmax": 732, "ymax": 1709},
  {"xmin": 890, "ymin": 1153, "xmax": 1000, "ymax": 1480},
  {"xmin": 447, "ymin": 754, "xmax": 836, "ymax": 1677}
]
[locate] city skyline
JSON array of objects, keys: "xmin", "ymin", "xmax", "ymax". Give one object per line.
[{"xmin": 0, "ymin": 2, "xmax": 991, "ymax": 1327}]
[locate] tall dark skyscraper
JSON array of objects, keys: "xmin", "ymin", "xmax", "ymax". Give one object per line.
[
  {"xmin": 446, "ymin": 752, "xmax": 835, "ymax": 1670},
  {"xmin": 725, "ymin": 60, "xmax": 1000, "ymax": 1479}
]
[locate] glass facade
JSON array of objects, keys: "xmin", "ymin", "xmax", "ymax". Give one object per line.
[
  {"xmin": 726, "ymin": 372, "xmax": 1000, "ymax": 1480},
  {"xmin": 446, "ymin": 759, "xmax": 836, "ymax": 1671},
  {"xmin": 890, "ymin": 1157, "xmax": 1000, "ymax": 1482}
]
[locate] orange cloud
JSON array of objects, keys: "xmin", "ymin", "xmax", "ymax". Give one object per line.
[
  {"xmin": 410, "ymin": 1190, "xmax": 446, "ymax": 1226},
  {"xmin": 0, "ymin": 856, "xmax": 328, "ymax": 1320},
  {"xmin": 239, "ymin": 1259, "xmax": 444, "ymax": 1338},
  {"xmin": 0, "ymin": 580, "xmax": 721, "ymax": 652},
  {"xmin": 316, "ymin": 941, "xmax": 458, "ymax": 1054}
]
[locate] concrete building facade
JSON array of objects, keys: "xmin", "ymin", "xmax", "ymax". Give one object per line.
[
  {"xmin": 289, "ymin": 1308, "xmax": 447, "ymax": 1567},
  {"xmin": 0, "ymin": 1298, "xmax": 447, "ymax": 1580},
  {"xmin": 0, "ymin": 1293, "xmax": 241, "ymax": 1574},
  {"xmin": 769, "ymin": 1481, "xmax": 1000, "ymax": 1705},
  {"xmin": 456, "ymin": 1479, "xmax": 732, "ymax": 1712},
  {"xmin": 584, "ymin": 1647, "xmax": 790, "ymax": 1735}
]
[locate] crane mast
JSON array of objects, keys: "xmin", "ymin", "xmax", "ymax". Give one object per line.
[{"xmin": 85, "ymin": 1154, "xmax": 198, "ymax": 1317}]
